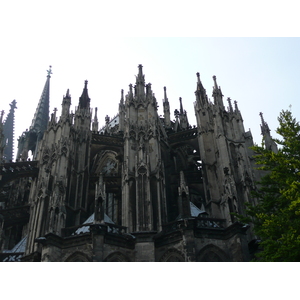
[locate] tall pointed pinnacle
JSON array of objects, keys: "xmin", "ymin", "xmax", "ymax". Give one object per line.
[
  {"xmin": 196, "ymin": 72, "xmax": 202, "ymax": 90},
  {"xmin": 163, "ymin": 86, "xmax": 171, "ymax": 128},
  {"xmin": 259, "ymin": 112, "xmax": 269, "ymax": 133},
  {"xmin": 136, "ymin": 64, "xmax": 145, "ymax": 84},
  {"xmin": 3, "ymin": 100, "xmax": 17, "ymax": 161},
  {"xmin": 79, "ymin": 80, "xmax": 90, "ymax": 109},
  {"xmin": 227, "ymin": 97, "xmax": 233, "ymax": 112},
  {"xmin": 234, "ymin": 100, "xmax": 239, "ymax": 112},
  {"xmin": 163, "ymin": 86, "xmax": 168, "ymax": 103},
  {"xmin": 119, "ymin": 89, "xmax": 125, "ymax": 132},
  {"xmin": 65, "ymin": 88, "xmax": 71, "ymax": 99},
  {"xmin": 179, "ymin": 97, "xmax": 184, "ymax": 114},
  {"xmin": 259, "ymin": 112, "xmax": 278, "ymax": 153},
  {"xmin": 30, "ymin": 66, "xmax": 52, "ymax": 133},
  {"xmin": 213, "ymin": 75, "xmax": 218, "ymax": 89},
  {"xmin": 61, "ymin": 89, "xmax": 71, "ymax": 119},
  {"xmin": 212, "ymin": 75, "xmax": 224, "ymax": 108},
  {"xmin": 92, "ymin": 107, "xmax": 99, "ymax": 132},
  {"xmin": 178, "ymin": 97, "xmax": 189, "ymax": 130},
  {"xmin": 195, "ymin": 72, "xmax": 208, "ymax": 106},
  {"xmin": 135, "ymin": 64, "xmax": 145, "ymax": 97},
  {"xmin": 120, "ymin": 89, "xmax": 124, "ymax": 104}
]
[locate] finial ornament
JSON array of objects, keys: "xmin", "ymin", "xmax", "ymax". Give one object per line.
[
  {"xmin": 47, "ymin": 65, "xmax": 52, "ymax": 77},
  {"xmin": 212, "ymin": 75, "xmax": 219, "ymax": 89},
  {"xmin": 227, "ymin": 97, "xmax": 233, "ymax": 112},
  {"xmin": 234, "ymin": 100, "xmax": 239, "ymax": 111},
  {"xmin": 196, "ymin": 72, "xmax": 201, "ymax": 85},
  {"xmin": 213, "ymin": 75, "xmax": 217, "ymax": 83},
  {"xmin": 259, "ymin": 112, "xmax": 265, "ymax": 124}
]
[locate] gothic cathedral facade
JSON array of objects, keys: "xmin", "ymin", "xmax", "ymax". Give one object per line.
[{"xmin": 0, "ymin": 65, "xmax": 272, "ymax": 261}]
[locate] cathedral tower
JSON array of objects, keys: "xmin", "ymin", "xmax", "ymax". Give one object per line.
[
  {"xmin": 194, "ymin": 73, "xmax": 256, "ymax": 225},
  {"xmin": 24, "ymin": 80, "xmax": 92, "ymax": 256},
  {"xmin": 121, "ymin": 65, "xmax": 167, "ymax": 232},
  {"xmin": 17, "ymin": 66, "xmax": 52, "ymax": 160}
]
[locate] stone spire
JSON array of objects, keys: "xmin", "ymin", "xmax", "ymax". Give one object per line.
[
  {"xmin": 212, "ymin": 75, "xmax": 224, "ymax": 109},
  {"xmin": 135, "ymin": 64, "xmax": 145, "ymax": 98},
  {"xmin": 178, "ymin": 97, "xmax": 189, "ymax": 130},
  {"xmin": 119, "ymin": 89, "xmax": 125, "ymax": 132},
  {"xmin": 16, "ymin": 66, "xmax": 52, "ymax": 160},
  {"xmin": 259, "ymin": 112, "xmax": 270, "ymax": 135},
  {"xmin": 163, "ymin": 86, "xmax": 171, "ymax": 128},
  {"xmin": 60, "ymin": 89, "xmax": 71, "ymax": 119},
  {"xmin": 227, "ymin": 97, "xmax": 233, "ymax": 113},
  {"xmin": 260, "ymin": 112, "xmax": 278, "ymax": 153},
  {"xmin": 30, "ymin": 66, "xmax": 52, "ymax": 134},
  {"xmin": 3, "ymin": 100, "xmax": 17, "ymax": 161},
  {"xmin": 92, "ymin": 107, "xmax": 99, "ymax": 132},
  {"xmin": 136, "ymin": 64, "xmax": 145, "ymax": 85},
  {"xmin": 79, "ymin": 80, "xmax": 90, "ymax": 109},
  {"xmin": 234, "ymin": 100, "xmax": 239, "ymax": 112},
  {"xmin": 179, "ymin": 96, "xmax": 184, "ymax": 115},
  {"xmin": 120, "ymin": 88, "xmax": 124, "ymax": 104},
  {"xmin": 195, "ymin": 72, "xmax": 208, "ymax": 106}
]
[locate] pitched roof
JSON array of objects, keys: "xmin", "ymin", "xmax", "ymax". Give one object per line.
[
  {"xmin": 74, "ymin": 213, "xmax": 114, "ymax": 235},
  {"xmin": 3, "ymin": 235, "xmax": 27, "ymax": 253}
]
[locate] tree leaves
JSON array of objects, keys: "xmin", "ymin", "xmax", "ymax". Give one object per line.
[{"xmin": 246, "ymin": 109, "xmax": 300, "ymax": 261}]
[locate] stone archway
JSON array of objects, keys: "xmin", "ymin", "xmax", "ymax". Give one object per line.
[
  {"xmin": 197, "ymin": 244, "xmax": 230, "ymax": 262},
  {"xmin": 103, "ymin": 251, "xmax": 131, "ymax": 262},
  {"xmin": 159, "ymin": 248, "xmax": 185, "ymax": 262},
  {"xmin": 65, "ymin": 251, "xmax": 91, "ymax": 262}
]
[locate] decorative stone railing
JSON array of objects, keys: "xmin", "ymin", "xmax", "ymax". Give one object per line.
[
  {"xmin": 63, "ymin": 222, "xmax": 128, "ymax": 237},
  {"xmin": 161, "ymin": 216, "xmax": 226, "ymax": 234},
  {"xmin": 0, "ymin": 161, "xmax": 39, "ymax": 187}
]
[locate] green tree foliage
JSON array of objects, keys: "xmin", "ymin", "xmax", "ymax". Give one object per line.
[{"xmin": 246, "ymin": 109, "xmax": 300, "ymax": 261}]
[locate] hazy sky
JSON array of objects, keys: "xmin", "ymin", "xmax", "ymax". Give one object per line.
[{"xmin": 1, "ymin": 1, "xmax": 299, "ymax": 158}]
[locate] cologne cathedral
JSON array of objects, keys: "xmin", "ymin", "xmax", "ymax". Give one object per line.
[{"xmin": 0, "ymin": 65, "xmax": 275, "ymax": 262}]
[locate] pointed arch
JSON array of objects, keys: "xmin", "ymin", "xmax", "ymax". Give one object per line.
[
  {"xmin": 103, "ymin": 251, "xmax": 131, "ymax": 262},
  {"xmin": 65, "ymin": 251, "xmax": 91, "ymax": 262},
  {"xmin": 159, "ymin": 248, "xmax": 185, "ymax": 262},
  {"xmin": 197, "ymin": 244, "xmax": 230, "ymax": 262}
]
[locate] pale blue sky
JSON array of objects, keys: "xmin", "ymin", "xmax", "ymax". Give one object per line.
[{"xmin": 0, "ymin": 2, "xmax": 299, "ymax": 157}]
